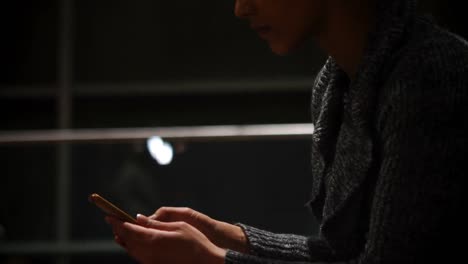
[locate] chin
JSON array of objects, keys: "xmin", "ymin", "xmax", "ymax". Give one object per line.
[
  {"xmin": 269, "ymin": 41, "xmax": 301, "ymax": 56},
  {"xmin": 270, "ymin": 46, "xmax": 290, "ymax": 56}
]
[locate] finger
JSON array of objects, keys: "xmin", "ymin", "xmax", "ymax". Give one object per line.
[
  {"xmin": 151, "ymin": 207, "xmax": 211, "ymax": 225},
  {"xmin": 137, "ymin": 214, "xmax": 189, "ymax": 232},
  {"xmin": 106, "ymin": 216, "xmax": 125, "ymax": 235},
  {"xmin": 105, "ymin": 216, "xmax": 121, "ymax": 238},
  {"xmin": 104, "ymin": 216, "xmax": 112, "ymax": 225},
  {"xmin": 109, "ymin": 218, "xmax": 144, "ymax": 253},
  {"xmin": 150, "ymin": 207, "xmax": 172, "ymax": 220},
  {"xmin": 137, "ymin": 214, "xmax": 178, "ymax": 230},
  {"xmin": 151, "ymin": 207, "xmax": 191, "ymax": 221},
  {"xmin": 110, "ymin": 216, "xmax": 173, "ymax": 244},
  {"xmin": 114, "ymin": 234, "xmax": 126, "ymax": 248},
  {"xmin": 107, "ymin": 217, "xmax": 136, "ymax": 251}
]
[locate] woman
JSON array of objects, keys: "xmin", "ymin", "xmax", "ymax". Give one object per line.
[{"xmin": 106, "ymin": 0, "xmax": 468, "ymax": 263}]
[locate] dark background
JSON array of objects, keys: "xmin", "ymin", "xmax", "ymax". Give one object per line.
[{"xmin": 1, "ymin": 0, "xmax": 466, "ymax": 263}]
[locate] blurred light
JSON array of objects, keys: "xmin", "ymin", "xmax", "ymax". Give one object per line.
[{"xmin": 146, "ymin": 136, "xmax": 173, "ymax": 165}]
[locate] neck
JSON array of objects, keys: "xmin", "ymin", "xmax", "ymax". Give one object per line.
[{"xmin": 316, "ymin": 1, "xmax": 377, "ymax": 81}]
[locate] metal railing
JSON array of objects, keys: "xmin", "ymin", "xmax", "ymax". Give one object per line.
[{"xmin": 0, "ymin": 124, "xmax": 314, "ymax": 144}]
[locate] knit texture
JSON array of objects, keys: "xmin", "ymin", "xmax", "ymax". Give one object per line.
[{"xmin": 225, "ymin": 0, "xmax": 468, "ymax": 263}]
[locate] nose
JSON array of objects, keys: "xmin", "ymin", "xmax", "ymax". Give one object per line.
[{"xmin": 234, "ymin": 0, "xmax": 254, "ymax": 19}]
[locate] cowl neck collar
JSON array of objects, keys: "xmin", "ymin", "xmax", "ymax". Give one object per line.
[{"xmin": 307, "ymin": 0, "xmax": 417, "ymax": 256}]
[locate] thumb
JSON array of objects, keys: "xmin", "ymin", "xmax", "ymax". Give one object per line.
[{"xmin": 136, "ymin": 214, "xmax": 180, "ymax": 231}]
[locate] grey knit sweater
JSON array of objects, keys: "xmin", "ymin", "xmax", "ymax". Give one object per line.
[{"xmin": 225, "ymin": 0, "xmax": 468, "ymax": 263}]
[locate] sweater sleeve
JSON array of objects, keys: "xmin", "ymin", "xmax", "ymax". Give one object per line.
[
  {"xmin": 232, "ymin": 224, "xmax": 333, "ymax": 262},
  {"xmin": 223, "ymin": 224, "xmax": 337, "ymax": 263}
]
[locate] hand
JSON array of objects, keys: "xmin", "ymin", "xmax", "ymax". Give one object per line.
[
  {"xmin": 106, "ymin": 215, "xmax": 226, "ymax": 264},
  {"xmin": 150, "ymin": 207, "xmax": 249, "ymax": 254}
]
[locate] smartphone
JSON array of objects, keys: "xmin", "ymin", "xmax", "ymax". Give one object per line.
[{"xmin": 88, "ymin": 193, "xmax": 137, "ymax": 224}]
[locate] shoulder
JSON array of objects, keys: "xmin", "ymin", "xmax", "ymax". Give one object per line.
[
  {"xmin": 376, "ymin": 17, "xmax": 468, "ymax": 131},
  {"xmin": 389, "ymin": 17, "xmax": 468, "ymax": 83},
  {"xmin": 381, "ymin": 17, "xmax": 468, "ymax": 104}
]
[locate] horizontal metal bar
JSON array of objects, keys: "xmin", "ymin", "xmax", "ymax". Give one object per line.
[
  {"xmin": 0, "ymin": 240, "xmax": 123, "ymax": 255},
  {"xmin": 0, "ymin": 78, "xmax": 314, "ymax": 98},
  {"xmin": 74, "ymin": 79, "xmax": 314, "ymax": 95},
  {"xmin": 0, "ymin": 85, "xmax": 54, "ymax": 98},
  {"xmin": 0, "ymin": 124, "xmax": 314, "ymax": 144}
]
